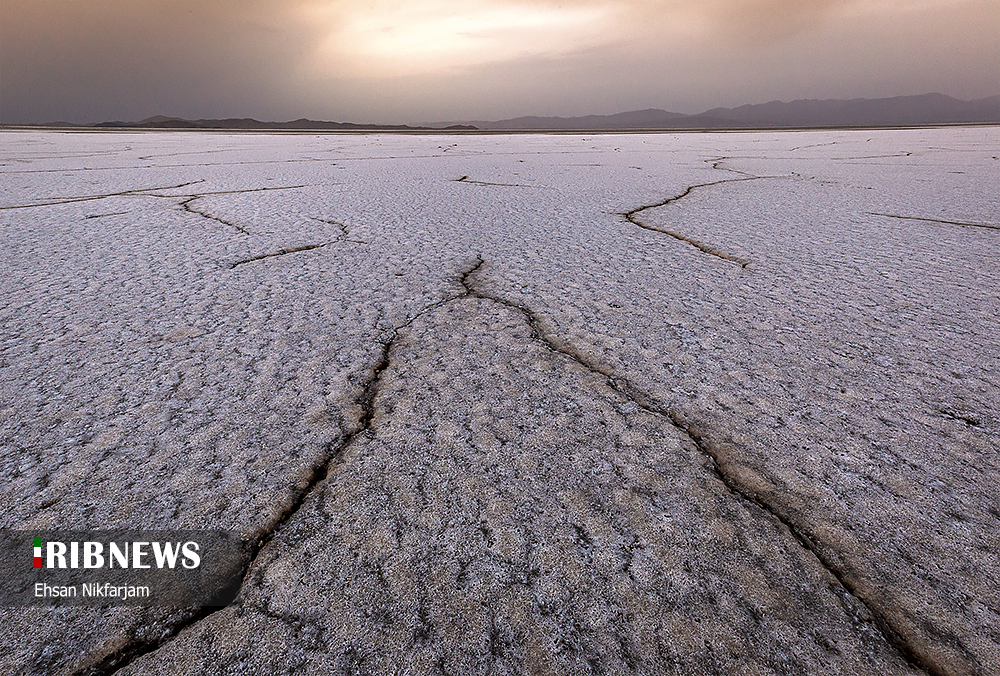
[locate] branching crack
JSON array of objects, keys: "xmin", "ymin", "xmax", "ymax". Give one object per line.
[
  {"xmin": 146, "ymin": 185, "xmax": 308, "ymax": 199},
  {"xmin": 868, "ymin": 212, "xmax": 1000, "ymax": 232},
  {"xmin": 87, "ymin": 256, "xmax": 943, "ymax": 676},
  {"xmin": 227, "ymin": 216, "xmax": 363, "ymax": 268},
  {"xmin": 0, "ymin": 180, "xmax": 206, "ymax": 210},
  {"xmin": 620, "ymin": 177, "xmax": 761, "ymax": 267},
  {"xmin": 0, "ymin": 180, "xmax": 308, "ymax": 245},
  {"xmin": 705, "ymin": 157, "xmax": 757, "ymax": 178}
]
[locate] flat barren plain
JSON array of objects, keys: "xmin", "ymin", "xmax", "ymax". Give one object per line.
[{"xmin": 1, "ymin": 128, "xmax": 998, "ymax": 675}]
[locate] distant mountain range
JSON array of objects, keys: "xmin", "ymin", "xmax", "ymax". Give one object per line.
[
  {"xmin": 467, "ymin": 94, "xmax": 1000, "ymax": 130},
  {"xmin": 27, "ymin": 94, "xmax": 1000, "ymax": 131}
]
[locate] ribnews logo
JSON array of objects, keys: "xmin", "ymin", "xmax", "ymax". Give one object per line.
[
  {"xmin": 32, "ymin": 536, "xmax": 201, "ymax": 570},
  {"xmin": 3, "ymin": 530, "xmax": 247, "ymax": 607}
]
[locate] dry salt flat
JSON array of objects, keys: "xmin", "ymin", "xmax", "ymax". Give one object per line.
[{"xmin": 0, "ymin": 127, "xmax": 997, "ymax": 676}]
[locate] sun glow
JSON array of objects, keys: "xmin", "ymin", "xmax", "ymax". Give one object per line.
[{"xmin": 304, "ymin": 0, "xmax": 620, "ymax": 77}]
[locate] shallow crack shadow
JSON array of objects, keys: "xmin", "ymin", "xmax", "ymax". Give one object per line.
[
  {"xmin": 868, "ymin": 212, "xmax": 1000, "ymax": 232},
  {"xmin": 85, "ymin": 211, "xmax": 130, "ymax": 220},
  {"xmin": 454, "ymin": 175, "xmax": 537, "ymax": 188},
  {"xmin": 180, "ymin": 197, "xmax": 249, "ymax": 235},
  {"xmin": 228, "ymin": 243, "xmax": 334, "ymax": 269}
]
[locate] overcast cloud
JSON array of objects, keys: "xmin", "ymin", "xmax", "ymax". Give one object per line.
[{"xmin": 1, "ymin": 0, "xmax": 997, "ymax": 124}]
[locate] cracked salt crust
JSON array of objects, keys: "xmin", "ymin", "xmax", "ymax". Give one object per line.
[{"xmin": 0, "ymin": 127, "xmax": 997, "ymax": 675}]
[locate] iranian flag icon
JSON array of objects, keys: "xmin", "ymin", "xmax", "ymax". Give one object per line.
[{"xmin": 34, "ymin": 537, "xmax": 41, "ymax": 568}]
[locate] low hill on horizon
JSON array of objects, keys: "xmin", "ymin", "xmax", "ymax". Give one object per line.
[
  {"xmin": 87, "ymin": 115, "xmax": 476, "ymax": 132},
  {"xmin": 22, "ymin": 93, "xmax": 1000, "ymax": 131}
]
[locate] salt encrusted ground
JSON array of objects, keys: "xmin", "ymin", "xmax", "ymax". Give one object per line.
[{"xmin": 1, "ymin": 129, "xmax": 997, "ymax": 675}]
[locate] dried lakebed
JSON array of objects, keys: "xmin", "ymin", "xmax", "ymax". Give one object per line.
[{"xmin": 1, "ymin": 128, "xmax": 998, "ymax": 675}]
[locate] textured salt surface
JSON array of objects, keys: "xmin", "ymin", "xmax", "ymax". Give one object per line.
[{"xmin": 1, "ymin": 129, "xmax": 997, "ymax": 675}]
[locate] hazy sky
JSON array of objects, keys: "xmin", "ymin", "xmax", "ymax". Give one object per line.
[{"xmin": 2, "ymin": 0, "xmax": 998, "ymax": 124}]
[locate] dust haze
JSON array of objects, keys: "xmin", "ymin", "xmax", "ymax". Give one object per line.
[{"xmin": 2, "ymin": 0, "xmax": 998, "ymax": 126}]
